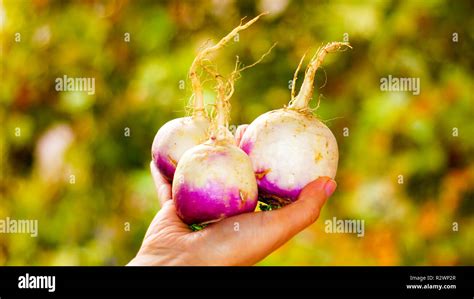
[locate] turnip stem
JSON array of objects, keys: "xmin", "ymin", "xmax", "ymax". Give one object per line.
[
  {"xmin": 200, "ymin": 42, "xmax": 274, "ymax": 141},
  {"xmin": 216, "ymin": 75, "xmax": 229, "ymax": 129},
  {"xmin": 290, "ymin": 42, "xmax": 351, "ymax": 110},
  {"xmin": 291, "ymin": 52, "xmax": 306, "ymax": 101},
  {"xmin": 189, "ymin": 13, "xmax": 268, "ymax": 117}
]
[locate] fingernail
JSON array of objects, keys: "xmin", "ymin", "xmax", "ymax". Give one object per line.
[{"xmin": 324, "ymin": 179, "xmax": 337, "ymax": 197}]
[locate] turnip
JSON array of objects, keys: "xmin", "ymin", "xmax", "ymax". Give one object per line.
[
  {"xmin": 239, "ymin": 42, "xmax": 351, "ymax": 206},
  {"xmin": 151, "ymin": 14, "xmax": 265, "ymax": 182},
  {"xmin": 150, "ymin": 59, "xmax": 209, "ymax": 182},
  {"xmin": 171, "ymin": 16, "xmax": 274, "ymax": 225},
  {"xmin": 152, "ymin": 116, "xmax": 209, "ymax": 182},
  {"xmin": 172, "ymin": 73, "xmax": 259, "ymax": 225}
]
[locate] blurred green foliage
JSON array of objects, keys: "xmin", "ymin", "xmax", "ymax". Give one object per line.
[{"xmin": 1, "ymin": 0, "xmax": 473, "ymax": 265}]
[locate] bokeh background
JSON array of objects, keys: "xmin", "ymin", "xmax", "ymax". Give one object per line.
[{"xmin": 1, "ymin": 0, "xmax": 473, "ymax": 265}]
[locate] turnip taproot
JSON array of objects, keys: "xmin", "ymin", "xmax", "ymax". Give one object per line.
[
  {"xmin": 172, "ymin": 71, "xmax": 257, "ymax": 226},
  {"xmin": 171, "ymin": 15, "xmax": 274, "ymax": 225},
  {"xmin": 240, "ymin": 42, "xmax": 351, "ymax": 206},
  {"xmin": 151, "ymin": 14, "xmax": 265, "ymax": 182}
]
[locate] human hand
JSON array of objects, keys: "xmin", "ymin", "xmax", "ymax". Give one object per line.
[{"xmin": 128, "ymin": 125, "xmax": 337, "ymax": 266}]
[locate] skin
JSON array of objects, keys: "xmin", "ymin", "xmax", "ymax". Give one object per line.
[{"xmin": 128, "ymin": 125, "xmax": 337, "ymax": 266}]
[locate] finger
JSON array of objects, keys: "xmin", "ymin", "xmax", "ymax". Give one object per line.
[
  {"xmin": 234, "ymin": 124, "xmax": 248, "ymax": 145},
  {"xmin": 198, "ymin": 177, "xmax": 336, "ymax": 265},
  {"xmin": 150, "ymin": 161, "xmax": 172, "ymax": 205}
]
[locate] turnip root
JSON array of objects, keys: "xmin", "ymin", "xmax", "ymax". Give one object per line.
[
  {"xmin": 172, "ymin": 15, "xmax": 274, "ymax": 225},
  {"xmin": 151, "ymin": 14, "xmax": 265, "ymax": 182},
  {"xmin": 150, "ymin": 66, "xmax": 209, "ymax": 181},
  {"xmin": 172, "ymin": 70, "xmax": 259, "ymax": 225},
  {"xmin": 240, "ymin": 42, "xmax": 351, "ymax": 206}
]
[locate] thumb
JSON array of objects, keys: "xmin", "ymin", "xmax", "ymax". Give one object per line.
[
  {"xmin": 259, "ymin": 177, "xmax": 336, "ymax": 241},
  {"xmin": 281, "ymin": 176, "xmax": 337, "ymax": 232}
]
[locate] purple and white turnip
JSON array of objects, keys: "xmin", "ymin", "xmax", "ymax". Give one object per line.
[
  {"xmin": 171, "ymin": 88, "xmax": 259, "ymax": 225},
  {"xmin": 151, "ymin": 15, "xmax": 265, "ymax": 182},
  {"xmin": 239, "ymin": 42, "xmax": 351, "ymax": 206},
  {"xmin": 168, "ymin": 15, "xmax": 268, "ymax": 225},
  {"xmin": 151, "ymin": 14, "xmax": 264, "ymax": 182}
]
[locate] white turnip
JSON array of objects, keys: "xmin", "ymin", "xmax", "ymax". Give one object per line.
[
  {"xmin": 151, "ymin": 15, "xmax": 265, "ymax": 182},
  {"xmin": 171, "ymin": 15, "xmax": 272, "ymax": 225},
  {"xmin": 239, "ymin": 42, "xmax": 351, "ymax": 206},
  {"xmin": 172, "ymin": 71, "xmax": 258, "ymax": 226}
]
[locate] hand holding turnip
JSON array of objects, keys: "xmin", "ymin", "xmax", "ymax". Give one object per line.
[
  {"xmin": 128, "ymin": 134, "xmax": 337, "ymax": 266},
  {"xmin": 139, "ymin": 17, "xmax": 344, "ymax": 266}
]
